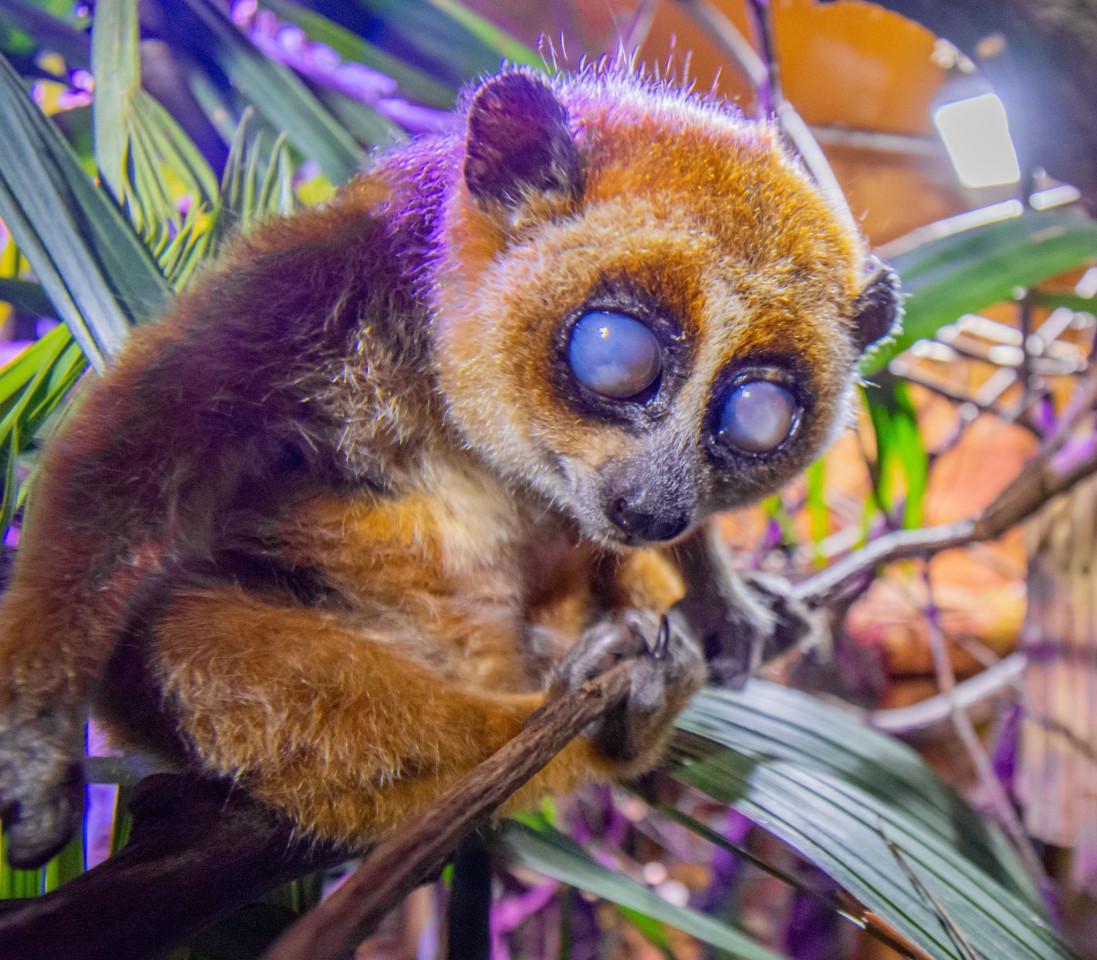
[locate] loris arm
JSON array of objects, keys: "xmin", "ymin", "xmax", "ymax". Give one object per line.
[{"xmin": 673, "ymin": 524, "xmax": 816, "ymax": 686}]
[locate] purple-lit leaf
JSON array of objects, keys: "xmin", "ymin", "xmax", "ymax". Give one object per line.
[
  {"xmin": 258, "ymin": 0, "xmax": 455, "ymax": 108},
  {"xmin": 496, "ymin": 820, "xmax": 792, "ymax": 960},
  {"xmin": 174, "ymin": 0, "xmax": 362, "ymax": 184}
]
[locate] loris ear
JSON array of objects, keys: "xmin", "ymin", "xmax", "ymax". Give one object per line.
[
  {"xmin": 851, "ymin": 258, "xmax": 902, "ymax": 353},
  {"xmin": 464, "ymin": 70, "xmax": 582, "ymax": 208}
]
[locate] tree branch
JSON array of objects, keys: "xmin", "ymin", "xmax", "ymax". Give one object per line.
[
  {"xmin": 0, "ymin": 775, "xmax": 344, "ymax": 960},
  {"xmin": 794, "ymin": 420, "xmax": 1097, "ymax": 608}
]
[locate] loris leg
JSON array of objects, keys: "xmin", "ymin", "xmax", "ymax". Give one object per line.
[
  {"xmin": 0, "ymin": 527, "xmax": 148, "ymax": 868},
  {"xmin": 136, "ymin": 585, "xmax": 631, "ymax": 848}
]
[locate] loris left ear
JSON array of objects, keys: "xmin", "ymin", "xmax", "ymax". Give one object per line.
[
  {"xmin": 850, "ymin": 258, "xmax": 902, "ymax": 352},
  {"xmin": 464, "ymin": 70, "xmax": 583, "ymax": 209}
]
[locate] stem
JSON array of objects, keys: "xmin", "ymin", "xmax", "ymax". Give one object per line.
[{"xmin": 920, "ymin": 570, "xmax": 1049, "ymax": 895}]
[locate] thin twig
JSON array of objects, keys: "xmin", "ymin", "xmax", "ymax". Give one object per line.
[
  {"xmin": 261, "ymin": 662, "xmax": 633, "ymax": 960},
  {"xmin": 653, "ymin": 798, "xmax": 935, "ymax": 960},
  {"xmin": 672, "ymin": 0, "xmax": 855, "ymax": 233},
  {"xmin": 867, "ymin": 652, "xmax": 1026, "ymax": 739},
  {"xmin": 884, "ymin": 833, "xmax": 980, "ymax": 960},
  {"xmin": 795, "ymin": 380, "xmax": 1097, "ymax": 608},
  {"xmin": 920, "ymin": 571, "xmax": 1048, "ymax": 894},
  {"xmin": 615, "ymin": 0, "xmax": 658, "ymax": 56},
  {"xmin": 670, "ymin": 0, "xmax": 767, "ymax": 95}
]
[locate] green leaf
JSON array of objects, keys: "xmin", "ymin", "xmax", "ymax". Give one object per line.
[
  {"xmin": 864, "ymin": 209, "xmax": 1097, "ymax": 375},
  {"xmin": 212, "ymin": 110, "xmax": 296, "ymax": 249},
  {"xmin": 90, "ymin": 0, "xmax": 139, "ymax": 206},
  {"xmin": 310, "ymin": 0, "xmax": 541, "ymax": 89},
  {"xmin": 42, "ymin": 832, "xmax": 84, "ymax": 893},
  {"xmin": 176, "ymin": 0, "xmax": 362, "ymax": 184},
  {"xmin": 671, "ymin": 683, "xmax": 1076, "ymax": 960},
  {"xmin": 495, "ymin": 821, "xmax": 791, "ymax": 960},
  {"xmin": 617, "ymin": 905, "xmax": 676, "ymax": 959},
  {"xmin": 0, "ymin": 325, "xmax": 85, "ymax": 537},
  {"xmin": 312, "ymin": 86, "xmax": 403, "ymax": 150},
  {"xmin": 93, "ymin": 0, "xmax": 219, "ymax": 255},
  {"xmin": 0, "ymin": 49, "xmax": 171, "ymax": 367},
  {"xmin": 804, "ymin": 458, "xmax": 827, "ymax": 558},
  {"xmin": 0, "ymin": 0, "xmax": 90, "ymax": 69},
  {"xmin": 259, "ymin": 0, "xmax": 456, "ymax": 108},
  {"xmin": 1032, "ymin": 291, "xmax": 1097, "ymax": 314},
  {"xmin": 863, "ymin": 375, "xmax": 927, "ymax": 528},
  {"xmin": 0, "ymin": 278, "xmax": 54, "ymax": 318}
]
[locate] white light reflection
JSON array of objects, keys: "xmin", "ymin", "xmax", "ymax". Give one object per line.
[{"xmin": 933, "ymin": 93, "xmax": 1021, "ymax": 188}]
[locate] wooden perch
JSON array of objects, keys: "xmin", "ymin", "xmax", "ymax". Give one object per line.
[{"xmin": 262, "ymin": 662, "xmax": 632, "ymax": 960}]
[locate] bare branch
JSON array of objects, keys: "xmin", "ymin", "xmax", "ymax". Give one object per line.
[
  {"xmin": 867, "ymin": 652, "xmax": 1026, "ymax": 739},
  {"xmin": 794, "ymin": 420, "xmax": 1097, "ymax": 608},
  {"xmin": 920, "ymin": 572, "xmax": 1048, "ymax": 895},
  {"xmin": 0, "ymin": 775, "xmax": 343, "ymax": 960}
]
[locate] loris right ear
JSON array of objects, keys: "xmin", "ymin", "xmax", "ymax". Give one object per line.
[
  {"xmin": 464, "ymin": 70, "xmax": 583, "ymax": 209},
  {"xmin": 850, "ymin": 258, "xmax": 902, "ymax": 353}
]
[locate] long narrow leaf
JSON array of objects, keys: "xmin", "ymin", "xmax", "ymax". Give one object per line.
[
  {"xmin": 0, "ymin": 50, "xmax": 170, "ymax": 366},
  {"xmin": 93, "ymin": 0, "xmax": 218, "ymax": 249},
  {"xmin": 864, "ymin": 209, "xmax": 1097, "ymax": 375},
  {"xmin": 326, "ymin": 0, "xmax": 540, "ymax": 87},
  {"xmin": 496, "ymin": 821, "xmax": 791, "ymax": 960},
  {"xmin": 0, "ymin": 278, "xmax": 53, "ymax": 319},
  {"xmin": 176, "ymin": 0, "xmax": 362, "ymax": 184},
  {"xmin": 671, "ymin": 684, "xmax": 1077, "ymax": 960},
  {"xmin": 0, "ymin": 0, "xmax": 90, "ymax": 69},
  {"xmin": 260, "ymin": 0, "xmax": 455, "ymax": 108},
  {"xmin": 90, "ymin": 0, "xmax": 139, "ymax": 205}
]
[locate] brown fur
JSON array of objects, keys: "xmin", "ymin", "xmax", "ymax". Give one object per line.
[{"xmin": 0, "ymin": 65, "xmax": 893, "ymax": 864}]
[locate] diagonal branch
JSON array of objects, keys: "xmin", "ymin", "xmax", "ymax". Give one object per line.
[{"xmin": 795, "ymin": 400, "xmax": 1097, "ymax": 608}]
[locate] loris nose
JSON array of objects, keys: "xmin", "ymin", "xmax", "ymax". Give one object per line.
[{"xmin": 607, "ymin": 494, "xmax": 691, "ymax": 542}]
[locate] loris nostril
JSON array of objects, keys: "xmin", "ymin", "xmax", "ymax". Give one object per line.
[
  {"xmin": 606, "ymin": 495, "xmax": 690, "ymax": 542},
  {"xmin": 609, "ymin": 496, "xmax": 632, "ymax": 529}
]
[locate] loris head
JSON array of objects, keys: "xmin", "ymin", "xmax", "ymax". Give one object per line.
[{"xmin": 432, "ymin": 67, "xmax": 899, "ymax": 547}]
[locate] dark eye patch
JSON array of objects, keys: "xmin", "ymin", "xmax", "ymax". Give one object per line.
[
  {"xmin": 553, "ymin": 277, "xmax": 691, "ymax": 427},
  {"xmin": 704, "ymin": 363, "xmax": 807, "ymax": 467}
]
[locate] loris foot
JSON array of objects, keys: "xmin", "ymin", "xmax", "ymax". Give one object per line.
[
  {"xmin": 0, "ymin": 713, "xmax": 85, "ymax": 869},
  {"xmin": 549, "ymin": 610, "xmax": 705, "ymax": 767}
]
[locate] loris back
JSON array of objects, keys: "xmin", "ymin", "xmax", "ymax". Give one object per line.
[{"xmin": 0, "ymin": 66, "xmax": 898, "ymax": 867}]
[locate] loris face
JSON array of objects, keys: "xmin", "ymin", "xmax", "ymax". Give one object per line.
[{"xmin": 433, "ymin": 68, "xmax": 899, "ymax": 547}]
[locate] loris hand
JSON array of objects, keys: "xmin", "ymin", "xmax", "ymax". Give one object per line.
[{"xmin": 548, "ymin": 610, "xmax": 705, "ymax": 768}]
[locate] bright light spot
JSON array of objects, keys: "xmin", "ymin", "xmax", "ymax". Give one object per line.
[
  {"xmin": 1031, "ymin": 184, "xmax": 1081, "ymax": 210},
  {"xmin": 1075, "ymin": 267, "xmax": 1097, "ymax": 299},
  {"xmin": 656, "ymin": 880, "xmax": 690, "ymax": 907},
  {"xmin": 933, "ymin": 93, "xmax": 1021, "ymax": 188}
]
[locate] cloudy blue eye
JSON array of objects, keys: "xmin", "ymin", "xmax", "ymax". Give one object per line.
[
  {"xmin": 567, "ymin": 311, "xmax": 662, "ymax": 399},
  {"xmin": 719, "ymin": 379, "xmax": 798, "ymax": 454}
]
